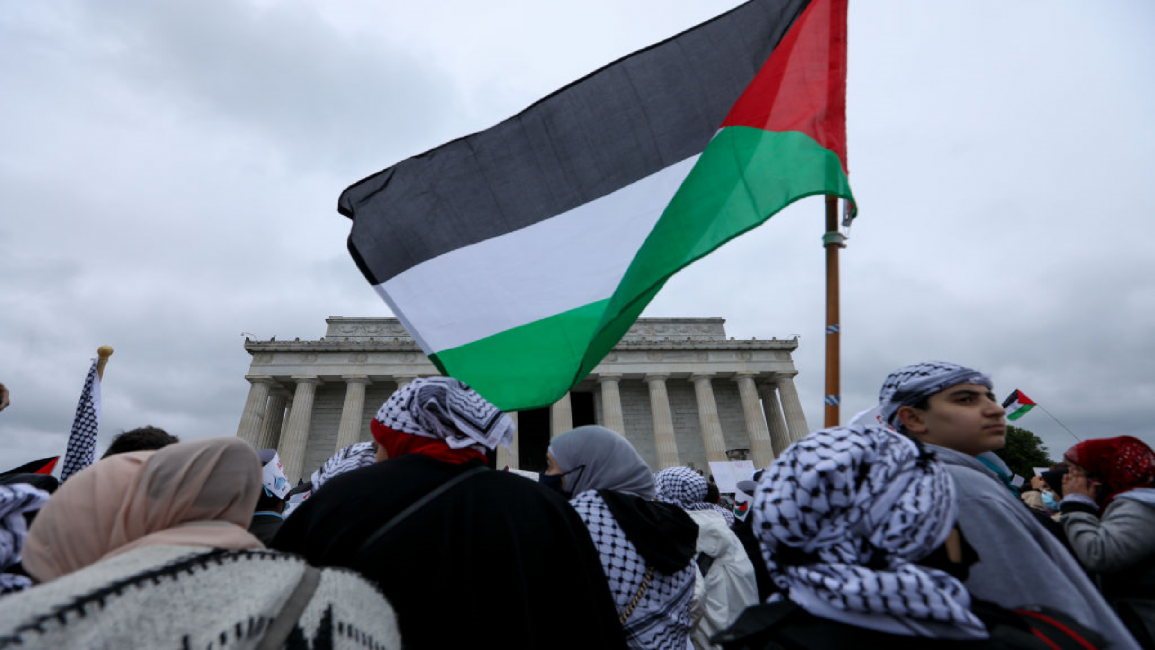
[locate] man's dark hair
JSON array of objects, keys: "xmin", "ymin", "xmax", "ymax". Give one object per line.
[
  {"xmin": 102, "ymin": 426, "xmax": 179, "ymax": 458},
  {"xmin": 705, "ymin": 481, "xmax": 721, "ymax": 504}
]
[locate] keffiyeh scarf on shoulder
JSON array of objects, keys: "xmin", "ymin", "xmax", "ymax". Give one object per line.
[
  {"xmin": 0, "ymin": 484, "xmax": 49, "ymax": 594},
  {"xmin": 753, "ymin": 424, "xmax": 987, "ymax": 640},
  {"xmin": 571, "ymin": 491, "xmax": 697, "ymax": 649},
  {"xmin": 878, "ymin": 361, "xmax": 992, "ymax": 431},
  {"xmin": 373, "ymin": 377, "xmax": 513, "ymax": 453}
]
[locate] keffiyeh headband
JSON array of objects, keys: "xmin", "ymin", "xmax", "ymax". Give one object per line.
[
  {"xmin": 374, "ymin": 377, "xmax": 514, "ymax": 451},
  {"xmin": 654, "ymin": 467, "xmax": 714, "ymax": 513},
  {"xmin": 753, "ymin": 424, "xmax": 987, "ymax": 639},
  {"xmin": 878, "ymin": 362, "xmax": 992, "ymax": 431}
]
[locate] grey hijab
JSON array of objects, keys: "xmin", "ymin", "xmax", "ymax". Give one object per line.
[{"xmin": 549, "ymin": 426, "xmax": 655, "ymax": 499}]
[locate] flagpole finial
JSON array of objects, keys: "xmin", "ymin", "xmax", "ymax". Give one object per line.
[{"xmin": 96, "ymin": 346, "xmax": 114, "ymax": 381}]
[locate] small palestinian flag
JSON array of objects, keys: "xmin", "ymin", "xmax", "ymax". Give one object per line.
[
  {"xmin": 1002, "ymin": 390, "xmax": 1036, "ymax": 421},
  {"xmin": 0, "ymin": 456, "xmax": 60, "ymax": 478}
]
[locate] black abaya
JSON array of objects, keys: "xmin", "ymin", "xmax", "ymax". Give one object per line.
[{"xmin": 272, "ymin": 454, "xmax": 628, "ymax": 649}]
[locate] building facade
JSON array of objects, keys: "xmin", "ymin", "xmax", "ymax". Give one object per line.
[{"xmin": 235, "ymin": 317, "xmax": 810, "ymax": 483}]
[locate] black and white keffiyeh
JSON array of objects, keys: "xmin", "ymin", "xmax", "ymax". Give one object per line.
[
  {"xmin": 753, "ymin": 424, "xmax": 987, "ymax": 639},
  {"xmin": 374, "ymin": 377, "xmax": 513, "ymax": 451},
  {"xmin": 1, "ymin": 483, "xmax": 50, "ymax": 594},
  {"xmin": 61, "ymin": 359, "xmax": 101, "ymax": 482},
  {"xmin": 571, "ymin": 491, "xmax": 697, "ymax": 649},
  {"xmin": 878, "ymin": 362, "xmax": 992, "ymax": 432},
  {"xmin": 310, "ymin": 442, "xmax": 376, "ymax": 492},
  {"xmin": 374, "ymin": 378, "xmax": 515, "ymax": 450},
  {"xmin": 653, "ymin": 467, "xmax": 711, "ymax": 511},
  {"xmin": 652, "ymin": 467, "xmax": 735, "ymax": 526}
]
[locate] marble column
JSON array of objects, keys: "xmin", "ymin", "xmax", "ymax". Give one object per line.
[
  {"xmin": 255, "ymin": 389, "xmax": 288, "ymax": 451},
  {"xmin": 597, "ymin": 374, "xmax": 626, "ymax": 434},
  {"xmin": 690, "ymin": 373, "xmax": 728, "ymax": 464},
  {"xmin": 776, "ymin": 374, "xmax": 810, "ymax": 442},
  {"xmin": 757, "ymin": 381, "xmax": 793, "ymax": 458},
  {"xmin": 278, "ymin": 376, "xmax": 320, "ymax": 483},
  {"xmin": 335, "ymin": 376, "xmax": 370, "ymax": 452},
  {"xmin": 734, "ymin": 371, "xmax": 775, "ymax": 469},
  {"xmin": 646, "ymin": 374, "xmax": 680, "ymax": 469},
  {"xmin": 550, "ymin": 392, "xmax": 573, "ymax": 438},
  {"xmin": 394, "ymin": 375, "xmax": 416, "ymax": 389},
  {"xmin": 236, "ymin": 375, "xmax": 273, "ymax": 447},
  {"xmin": 280, "ymin": 397, "xmax": 294, "ymax": 440},
  {"xmin": 496, "ymin": 411, "xmax": 520, "ymax": 470}
]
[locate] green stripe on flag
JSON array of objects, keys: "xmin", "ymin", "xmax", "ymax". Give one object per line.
[
  {"xmin": 430, "ymin": 299, "xmax": 610, "ymax": 411},
  {"xmin": 1007, "ymin": 404, "xmax": 1035, "ymax": 421},
  {"xmin": 581, "ymin": 126, "xmax": 853, "ymax": 380}
]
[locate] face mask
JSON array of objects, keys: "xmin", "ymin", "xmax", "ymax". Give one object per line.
[
  {"xmin": 1040, "ymin": 490, "xmax": 1059, "ymax": 510},
  {"xmin": 539, "ymin": 464, "xmax": 585, "ymax": 497},
  {"xmin": 539, "ymin": 472, "xmax": 567, "ymax": 496}
]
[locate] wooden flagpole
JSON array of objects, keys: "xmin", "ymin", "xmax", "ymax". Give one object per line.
[
  {"xmin": 96, "ymin": 346, "xmax": 114, "ymax": 381},
  {"xmin": 823, "ymin": 197, "xmax": 845, "ymax": 427}
]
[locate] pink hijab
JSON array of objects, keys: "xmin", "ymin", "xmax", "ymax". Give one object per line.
[{"xmin": 23, "ymin": 437, "xmax": 264, "ymax": 583}]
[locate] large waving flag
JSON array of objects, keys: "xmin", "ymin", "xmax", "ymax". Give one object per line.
[{"xmin": 339, "ymin": 0, "xmax": 854, "ymax": 411}]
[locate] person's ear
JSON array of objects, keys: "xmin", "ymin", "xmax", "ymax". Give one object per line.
[{"xmin": 897, "ymin": 405, "xmax": 928, "ymax": 434}]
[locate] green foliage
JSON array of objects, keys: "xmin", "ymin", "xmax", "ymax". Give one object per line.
[{"xmin": 993, "ymin": 426, "xmax": 1055, "ymax": 478}]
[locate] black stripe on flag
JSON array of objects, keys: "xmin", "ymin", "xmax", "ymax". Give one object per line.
[{"xmin": 339, "ymin": 0, "xmax": 810, "ymax": 285}]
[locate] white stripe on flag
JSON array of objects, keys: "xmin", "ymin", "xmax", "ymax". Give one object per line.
[{"xmin": 377, "ymin": 155, "xmax": 699, "ymax": 354}]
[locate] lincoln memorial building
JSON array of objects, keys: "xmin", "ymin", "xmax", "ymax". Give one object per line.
[{"xmin": 235, "ymin": 317, "xmax": 811, "ymax": 483}]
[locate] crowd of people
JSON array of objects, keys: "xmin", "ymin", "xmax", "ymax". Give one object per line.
[{"xmin": 0, "ymin": 364, "xmax": 1150, "ymax": 649}]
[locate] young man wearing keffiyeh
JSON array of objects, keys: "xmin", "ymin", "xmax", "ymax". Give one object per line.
[
  {"xmin": 714, "ymin": 422, "xmax": 1117, "ymax": 649},
  {"xmin": 877, "ymin": 362, "xmax": 1140, "ymax": 649}
]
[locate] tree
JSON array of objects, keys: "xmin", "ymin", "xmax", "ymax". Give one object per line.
[{"xmin": 993, "ymin": 426, "xmax": 1055, "ymax": 479}]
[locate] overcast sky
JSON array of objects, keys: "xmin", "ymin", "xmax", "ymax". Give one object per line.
[{"xmin": 2, "ymin": 0, "xmax": 1152, "ymax": 470}]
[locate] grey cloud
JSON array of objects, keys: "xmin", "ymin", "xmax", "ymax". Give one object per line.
[{"xmin": 2, "ymin": 0, "xmax": 1153, "ymax": 472}]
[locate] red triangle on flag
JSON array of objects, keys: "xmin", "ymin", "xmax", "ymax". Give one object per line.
[
  {"xmin": 0, "ymin": 456, "xmax": 60, "ymax": 477},
  {"xmin": 1015, "ymin": 390, "xmax": 1036, "ymax": 406}
]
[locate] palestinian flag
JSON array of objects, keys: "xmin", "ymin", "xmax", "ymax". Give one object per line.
[
  {"xmin": 339, "ymin": 0, "xmax": 854, "ymax": 411},
  {"xmin": 0, "ymin": 456, "xmax": 59, "ymax": 478},
  {"xmin": 1002, "ymin": 389, "xmax": 1037, "ymax": 421}
]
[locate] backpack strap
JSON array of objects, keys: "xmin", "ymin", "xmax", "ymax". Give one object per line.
[
  {"xmin": 256, "ymin": 563, "xmax": 321, "ymax": 650},
  {"xmin": 1013, "ymin": 606, "xmax": 1104, "ymax": 650},
  {"xmin": 356, "ymin": 465, "xmax": 488, "ymax": 561}
]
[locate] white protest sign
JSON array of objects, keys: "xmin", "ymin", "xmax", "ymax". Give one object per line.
[{"xmin": 708, "ymin": 460, "xmax": 756, "ymax": 493}]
